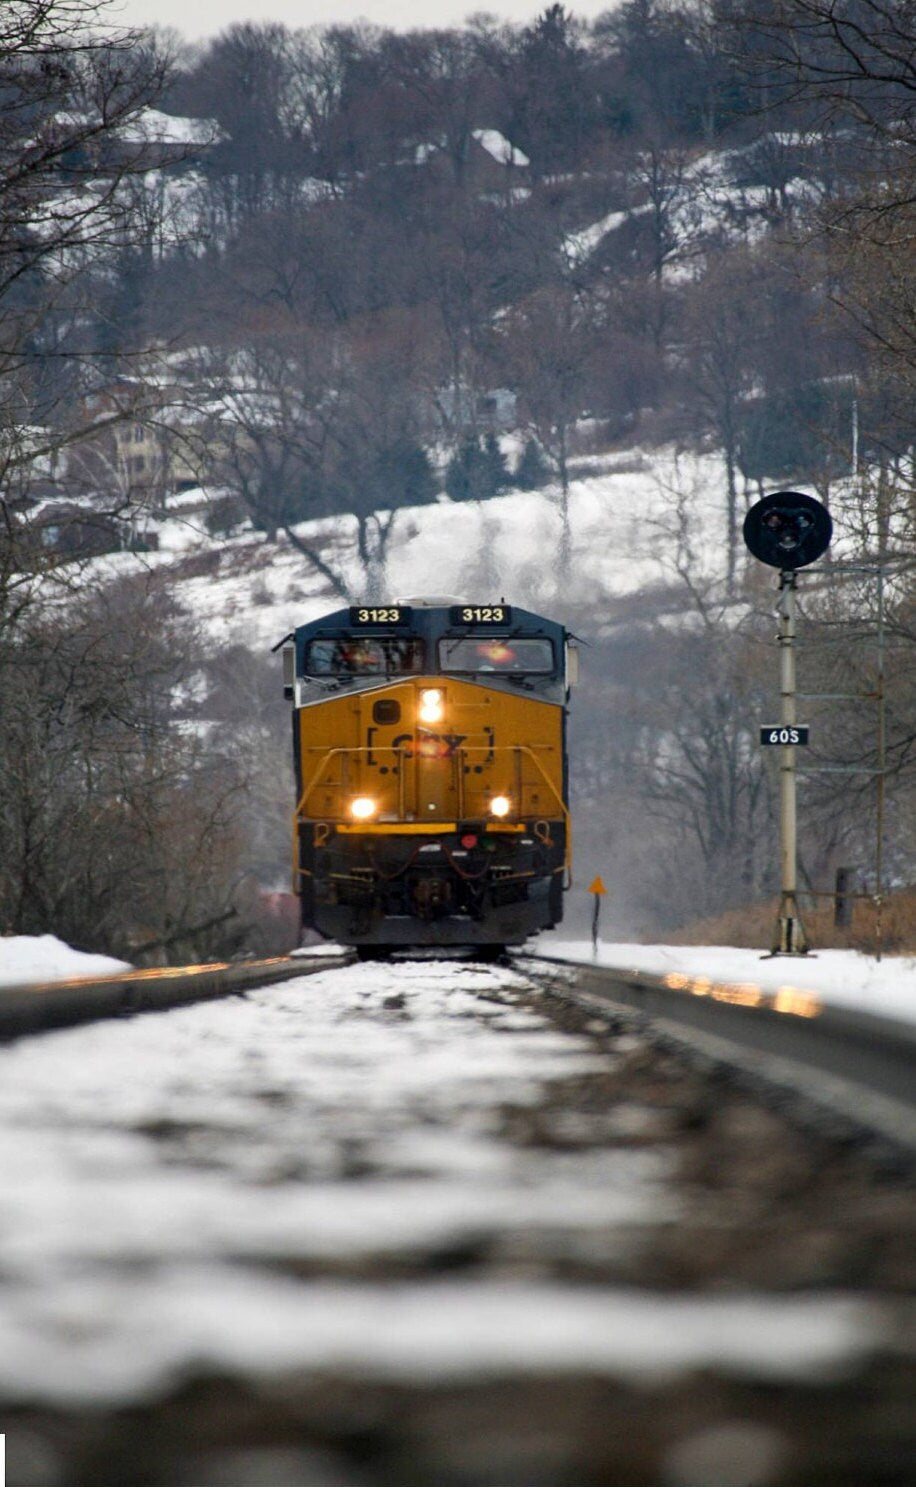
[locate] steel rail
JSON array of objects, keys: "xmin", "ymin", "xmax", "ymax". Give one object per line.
[
  {"xmin": 6, "ymin": 945, "xmax": 913, "ymax": 1155},
  {"xmin": 0, "ymin": 953, "xmax": 351, "ymax": 1043},
  {"xmin": 514, "ymin": 951, "xmax": 916, "ymax": 1155}
]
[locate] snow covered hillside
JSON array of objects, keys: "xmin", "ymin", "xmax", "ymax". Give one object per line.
[{"xmin": 92, "ymin": 446, "xmax": 742, "ymax": 650}]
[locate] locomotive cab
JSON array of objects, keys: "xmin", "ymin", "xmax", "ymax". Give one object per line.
[{"xmin": 282, "ymin": 599, "xmax": 571, "ymax": 951}]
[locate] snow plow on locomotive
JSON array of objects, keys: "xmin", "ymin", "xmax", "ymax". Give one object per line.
[{"xmin": 280, "ymin": 599, "xmax": 574, "ymax": 951}]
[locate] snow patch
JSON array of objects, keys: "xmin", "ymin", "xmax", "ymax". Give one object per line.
[
  {"xmin": 540, "ymin": 941, "xmax": 916, "ymax": 1029},
  {"xmin": 0, "ymin": 1271, "xmax": 883, "ymax": 1404},
  {"xmin": 0, "ymin": 935, "xmax": 131, "ymax": 989}
]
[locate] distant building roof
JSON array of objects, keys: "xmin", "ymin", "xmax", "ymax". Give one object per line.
[
  {"xmin": 414, "ymin": 130, "xmax": 530, "ymax": 171},
  {"xmin": 118, "ymin": 108, "xmax": 222, "ymax": 148},
  {"xmin": 472, "ymin": 130, "xmax": 530, "ymax": 169}
]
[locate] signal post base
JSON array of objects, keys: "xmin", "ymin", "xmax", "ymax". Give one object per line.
[{"xmin": 770, "ymin": 895, "xmax": 809, "ymax": 956}]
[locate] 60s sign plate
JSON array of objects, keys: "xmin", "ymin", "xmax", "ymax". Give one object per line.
[{"xmin": 760, "ymin": 725, "xmax": 810, "ymax": 746}]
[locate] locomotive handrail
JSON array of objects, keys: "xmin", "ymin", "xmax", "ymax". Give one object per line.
[
  {"xmin": 294, "ymin": 743, "xmax": 562, "ymax": 817},
  {"xmin": 511, "ymin": 745, "xmax": 572, "ymax": 872},
  {"xmin": 292, "ymin": 746, "xmax": 353, "ymax": 888},
  {"xmin": 292, "ymin": 746, "xmax": 406, "ymax": 887},
  {"xmin": 292, "ymin": 742, "xmax": 570, "ymax": 886}
]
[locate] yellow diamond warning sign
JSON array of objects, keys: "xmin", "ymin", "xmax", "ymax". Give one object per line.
[{"xmin": 588, "ymin": 876, "xmax": 607, "ymax": 895}]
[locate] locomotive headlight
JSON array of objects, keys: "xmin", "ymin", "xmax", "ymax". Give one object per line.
[
  {"xmin": 418, "ymin": 687, "xmax": 445, "ymax": 724},
  {"xmin": 349, "ymin": 796, "xmax": 377, "ymax": 821},
  {"xmin": 489, "ymin": 795, "xmax": 512, "ymax": 818}
]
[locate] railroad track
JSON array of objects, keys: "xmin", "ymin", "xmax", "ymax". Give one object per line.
[
  {"xmin": 0, "ymin": 950, "xmax": 351, "ymax": 1040},
  {"xmin": 0, "ymin": 951, "xmax": 913, "ymax": 1487},
  {"xmin": 4, "ymin": 945, "xmax": 914, "ymax": 1155},
  {"xmin": 516, "ymin": 951, "xmax": 916, "ymax": 1157}
]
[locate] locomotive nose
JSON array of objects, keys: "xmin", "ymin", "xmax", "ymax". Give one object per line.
[{"xmin": 287, "ymin": 600, "xmax": 569, "ymax": 949}]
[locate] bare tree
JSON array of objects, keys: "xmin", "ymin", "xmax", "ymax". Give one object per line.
[
  {"xmin": 683, "ymin": 247, "xmax": 761, "ymax": 591},
  {"xmin": 202, "ymin": 334, "xmax": 350, "ymax": 598},
  {"xmin": 0, "ymin": 572, "xmax": 246, "ymax": 959},
  {"xmin": 726, "ymin": 0, "xmax": 916, "ymax": 386},
  {"xmin": 572, "ymin": 577, "xmax": 778, "ymax": 930},
  {"xmin": 731, "ymin": 0, "xmax": 915, "ymax": 143},
  {"xmin": 0, "ymin": 2, "xmax": 181, "ymax": 632},
  {"xmin": 206, "ymin": 315, "xmax": 437, "ymax": 601},
  {"xmin": 496, "ymin": 284, "xmax": 601, "ymax": 575}
]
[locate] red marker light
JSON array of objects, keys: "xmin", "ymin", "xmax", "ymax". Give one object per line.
[{"xmin": 460, "ymin": 833, "xmax": 478, "ymax": 849}]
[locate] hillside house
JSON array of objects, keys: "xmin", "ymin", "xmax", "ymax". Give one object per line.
[
  {"xmin": 21, "ymin": 501, "xmax": 123, "ymax": 561},
  {"xmin": 414, "ymin": 129, "xmax": 531, "ymax": 194},
  {"xmin": 114, "ymin": 109, "xmax": 222, "ymax": 168},
  {"xmin": 65, "ymin": 382, "xmax": 206, "ymax": 505},
  {"xmin": 433, "ymin": 384, "xmax": 518, "ymax": 437}
]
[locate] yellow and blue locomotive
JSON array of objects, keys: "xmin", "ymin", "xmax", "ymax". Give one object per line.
[{"xmin": 281, "ymin": 598, "xmax": 574, "ymax": 952}]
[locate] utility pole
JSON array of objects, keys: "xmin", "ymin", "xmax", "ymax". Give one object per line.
[
  {"xmin": 794, "ymin": 557, "xmax": 901, "ymax": 962},
  {"xmin": 874, "ymin": 559, "xmax": 886, "ymax": 961}
]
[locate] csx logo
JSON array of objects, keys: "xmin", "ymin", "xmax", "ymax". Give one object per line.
[{"xmin": 391, "ymin": 731, "xmax": 467, "ymax": 758}]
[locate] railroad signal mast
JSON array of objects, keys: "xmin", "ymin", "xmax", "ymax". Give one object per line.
[{"xmin": 743, "ymin": 492, "xmax": 833, "ymax": 956}]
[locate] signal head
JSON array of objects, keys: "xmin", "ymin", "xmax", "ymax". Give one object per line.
[{"xmin": 743, "ymin": 491, "xmax": 832, "ymax": 570}]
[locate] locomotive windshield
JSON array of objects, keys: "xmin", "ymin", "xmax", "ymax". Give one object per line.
[
  {"xmin": 438, "ymin": 636, "xmax": 555, "ymax": 674},
  {"xmin": 306, "ymin": 636, "xmax": 425, "ymax": 676}
]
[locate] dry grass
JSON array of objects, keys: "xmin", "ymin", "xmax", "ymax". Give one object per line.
[{"xmin": 666, "ymin": 884, "xmax": 916, "ymax": 955}]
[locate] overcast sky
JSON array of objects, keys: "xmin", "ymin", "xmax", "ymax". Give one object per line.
[{"xmin": 110, "ymin": 0, "xmax": 616, "ymax": 44}]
